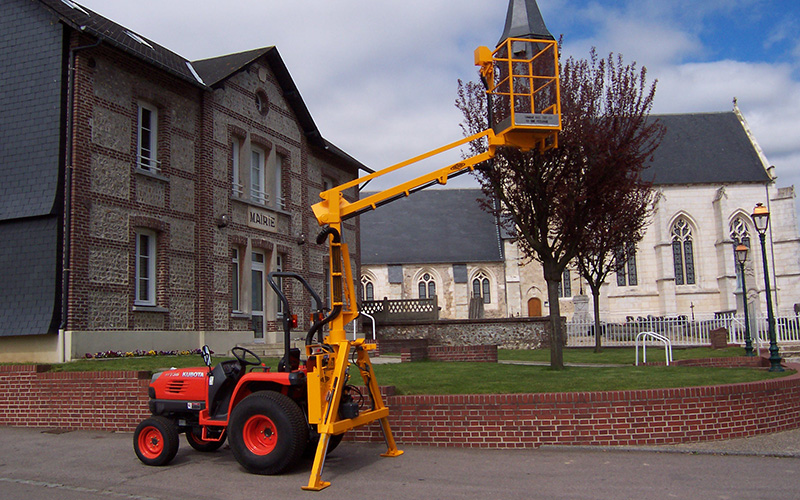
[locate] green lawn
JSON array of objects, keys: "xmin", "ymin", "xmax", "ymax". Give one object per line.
[
  {"xmin": 36, "ymin": 347, "xmax": 789, "ymax": 396},
  {"xmin": 370, "ymin": 361, "xmax": 788, "ymax": 395}
]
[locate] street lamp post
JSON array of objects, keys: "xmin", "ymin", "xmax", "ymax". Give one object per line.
[
  {"xmin": 751, "ymin": 203, "xmax": 784, "ymax": 372},
  {"xmin": 734, "ymin": 244, "xmax": 755, "ymax": 356}
]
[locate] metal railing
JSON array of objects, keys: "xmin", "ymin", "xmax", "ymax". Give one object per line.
[
  {"xmin": 567, "ymin": 313, "xmax": 800, "ymax": 347},
  {"xmin": 635, "ymin": 331, "xmax": 673, "ymax": 366},
  {"xmin": 361, "ymin": 297, "xmax": 439, "ymax": 323}
]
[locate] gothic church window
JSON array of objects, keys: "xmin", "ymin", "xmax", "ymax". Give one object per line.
[
  {"xmin": 729, "ymin": 216, "xmax": 751, "ymax": 291},
  {"xmin": 671, "ymin": 218, "xmax": 696, "ymax": 285},
  {"xmin": 360, "ymin": 275, "xmax": 375, "ymax": 301},
  {"xmin": 472, "ymin": 271, "xmax": 491, "ymax": 304},
  {"xmin": 616, "ymin": 242, "xmax": 638, "ymax": 286},
  {"xmin": 418, "ymin": 272, "xmax": 436, "ymax": 299}
]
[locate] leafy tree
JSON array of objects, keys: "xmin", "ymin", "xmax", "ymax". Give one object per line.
[
  {"xmin": 456, "ymin": 48, "xmax": 663, "ymax": 369},
  {"xmin": 576, "ymin": 178, "xmax": 660, "ymax": 353}
]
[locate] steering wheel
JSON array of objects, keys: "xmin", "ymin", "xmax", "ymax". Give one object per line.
[{"xmin": 231, "ymin": 346, "xmax": 263, "ymax": 367}]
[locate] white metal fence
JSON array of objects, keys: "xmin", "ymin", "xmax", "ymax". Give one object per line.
[{"xmin": 566, "ymin": 313, "xmax": 800, "ymax": 348}]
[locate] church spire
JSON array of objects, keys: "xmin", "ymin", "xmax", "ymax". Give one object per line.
[{"xmin": 497, "ymin": 0, "xmax": 555, "ymax": 46}]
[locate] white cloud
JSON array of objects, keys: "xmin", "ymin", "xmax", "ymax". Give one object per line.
[{"xmin": 77, "ymin": 0, "xmax": 800, "ymax": 196}]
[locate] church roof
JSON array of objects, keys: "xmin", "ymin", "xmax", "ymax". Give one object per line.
[
  {"xmin": 647, "ymin": 112, "xmax": 771, "ymax": 185},
  {"xmin": 360, "ymin": 189, "xmax": 503, "ymax": 265}
]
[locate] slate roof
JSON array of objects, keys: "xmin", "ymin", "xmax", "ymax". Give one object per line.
[
  {"xmin": 360, "ymin": 189, "xmax": 503, "ymax": 265},
  {"xmin": 646, "ymin": 112, "xmax": 771, "ymax": 185},
  {"xmin": 38, "ymin": 0, "xmax": 205, "ymax": 87},
  {"xmin": 0, "ymin": 217, "xmax": 60, "ymax": 336}
]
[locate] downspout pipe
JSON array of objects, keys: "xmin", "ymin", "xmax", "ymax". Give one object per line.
[{"xmin": 60, "ymin": 33, "xmax": 102, "ymax": 362}]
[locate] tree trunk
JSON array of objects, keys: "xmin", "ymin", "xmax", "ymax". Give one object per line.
[
  {"xmin": 546, "ymin": 279, "xmax": 564, "ymax": 370},
  {"xmin": 592, "ymin": 285, "xmax": 603, "ymax": 353}
]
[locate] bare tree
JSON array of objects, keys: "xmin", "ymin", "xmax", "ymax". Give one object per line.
[{"xmin": 456, "ymin": 48, "xmax": 663, "ymax": 369}]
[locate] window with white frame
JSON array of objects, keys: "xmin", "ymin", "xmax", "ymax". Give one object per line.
[
  {"xmin": 418, "ymin": 272, "xmax": 436, "ymax": 299},
  {"xmin": 671, "ymin": 218, "xmax": 696, "ymax": 285},
  {"xmin": 250, "ymin": 146, "xmax": 267, "ymax": 204},
  {"xmin": 275, "ymin": 154, "xmax": 285, "ymax": 209},
  {"xmin": 231, "ymin": 139, "xmax": 243, "ymax": 197},
  {"xmin": 232, "ymin": 248, "xmax": 241, "ymax": 312},
  {"xmin": 615, "ymin": 242, "xmax": 638, "ymax": 287},
  {"xmin": 135, "ymin": 229, "xmax": 157, "ymax": 306},
  {"xmin": 137, "ymin": 103, "xmax": 158, "ymax": 172},
  {"xmin": 472, "ymin": 271, "xmax": 491, "ymax": 304}
]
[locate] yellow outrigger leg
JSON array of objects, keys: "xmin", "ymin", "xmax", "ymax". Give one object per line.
[{"xmin": 302, "ymin": 225, "xmax": 403, "ymax": 491}]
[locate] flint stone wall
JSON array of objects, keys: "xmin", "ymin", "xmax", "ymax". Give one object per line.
[{"xmin": 373, "ymin": 317, "xmax": 561, "ymax": 350}]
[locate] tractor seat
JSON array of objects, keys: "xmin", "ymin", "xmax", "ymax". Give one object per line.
[{"xmin": 207, "ymin": 360, "xmax": 242, "ymax": 419}]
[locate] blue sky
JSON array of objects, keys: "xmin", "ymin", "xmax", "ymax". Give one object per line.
[{"xmin": 77, "ymin": 0, "xmax": 800, "ymax": 205}]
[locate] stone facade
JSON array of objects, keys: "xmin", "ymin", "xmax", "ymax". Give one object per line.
[{"xmin": 0, "ymin": 2, "xmax": 362, "ymax": 362}]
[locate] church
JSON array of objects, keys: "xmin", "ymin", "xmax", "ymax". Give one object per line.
[{"xmin": 360, "ymin": 106, "xmax": 800, "ymax": 324}]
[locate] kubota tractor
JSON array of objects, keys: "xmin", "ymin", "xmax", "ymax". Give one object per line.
[{"xmin": 134, "ymin": 270, "xmax": 400, "ymax": 490}]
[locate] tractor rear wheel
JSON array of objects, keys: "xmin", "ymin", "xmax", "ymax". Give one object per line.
[
  {"xmin": 133, "ymin": 416, "xmax": 179, "ymax": 466},
  {"xmin": 229, "ymin": 391, "xmax": 307, "ymax": 475},
  {"xmin": 185, "ymin": 429, "xmax": 226, "ymax": 452}
]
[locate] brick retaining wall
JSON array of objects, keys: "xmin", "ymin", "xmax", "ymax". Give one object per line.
[
  {"xmin": 400, "ymin": 344, "xmax": 499, "ymax": 363},
  {"xmin": 349, "ymin": 362, "xmax": 800, "ymax": 447},
  {"xmin": 0, "ymin": 365, "xmax": 151, "ymax": 431},
  {"xmin": 2, "ymin": 362, "xmax": 799, "ymax": 448}
]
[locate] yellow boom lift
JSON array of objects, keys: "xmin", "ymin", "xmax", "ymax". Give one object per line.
[{"xmin": 302, "ymin": 0, "xmax": 561, "ymax": 490}]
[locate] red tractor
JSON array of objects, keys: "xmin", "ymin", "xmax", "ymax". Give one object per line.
[{"xmin": 133, "ymin": 270, "xmax": 400, "ymax": 490}]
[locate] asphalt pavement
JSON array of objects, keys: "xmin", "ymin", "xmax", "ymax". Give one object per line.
[{"xmin": 1, "ymin": 426, "xmax": 798, "ymax": 500}]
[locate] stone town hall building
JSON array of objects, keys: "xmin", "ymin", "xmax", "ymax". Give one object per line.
[{"xmin": 0, "ymin": 0, "xmax": 363, "ymax": 362}]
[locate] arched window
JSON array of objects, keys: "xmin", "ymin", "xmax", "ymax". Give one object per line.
[
  {"xmin": 472, "ymin": 271, "xmax": 491, "ymax": 304},
  {"xmin": 418, "ymin": 272, "xmax": 436, "ymax": 299},
  {"xmin": 615, "ymin": 242, "xmax": 638, "ymax": 287},
  {"xmin": 729, "ymin": 216, "xmax": 751, "ymax": 291},
  {"xmin": 671, "ymin": 218, "xmax": 695, "ymax": 285},
  {"xmin": 360, "ymin": 275, "xmax": 374, "ymax": 301}
]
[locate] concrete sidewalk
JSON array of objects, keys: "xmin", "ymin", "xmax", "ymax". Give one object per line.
[{"xmin": 546, "ymin": 427, "xmax": 800, "ymax": 458}]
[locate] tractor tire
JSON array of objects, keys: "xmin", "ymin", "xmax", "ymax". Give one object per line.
[
  {"xmin": 228, "ymin": 391, "xmax": 308, "ymax": 475},
  {"xmin": 185, "ymin": 429, "xmax": 226, "ymax": 452},
  {"xmin": 133, "ymin": 416, "xmax": 179, "ymax": 466}
]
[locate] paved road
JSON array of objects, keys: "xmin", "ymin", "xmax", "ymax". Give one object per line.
[{"xmin": 1, "ymin": 427, "xmax": 798, "ymax": 500}]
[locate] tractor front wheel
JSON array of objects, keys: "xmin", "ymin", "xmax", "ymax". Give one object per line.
[
  {"xmin": 229, "ymin": 391, "xmax": 307, "ymax": 475},
  {"xmin": 133, "ymin": 416, "xmax": 179, "ymax": 466}
]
